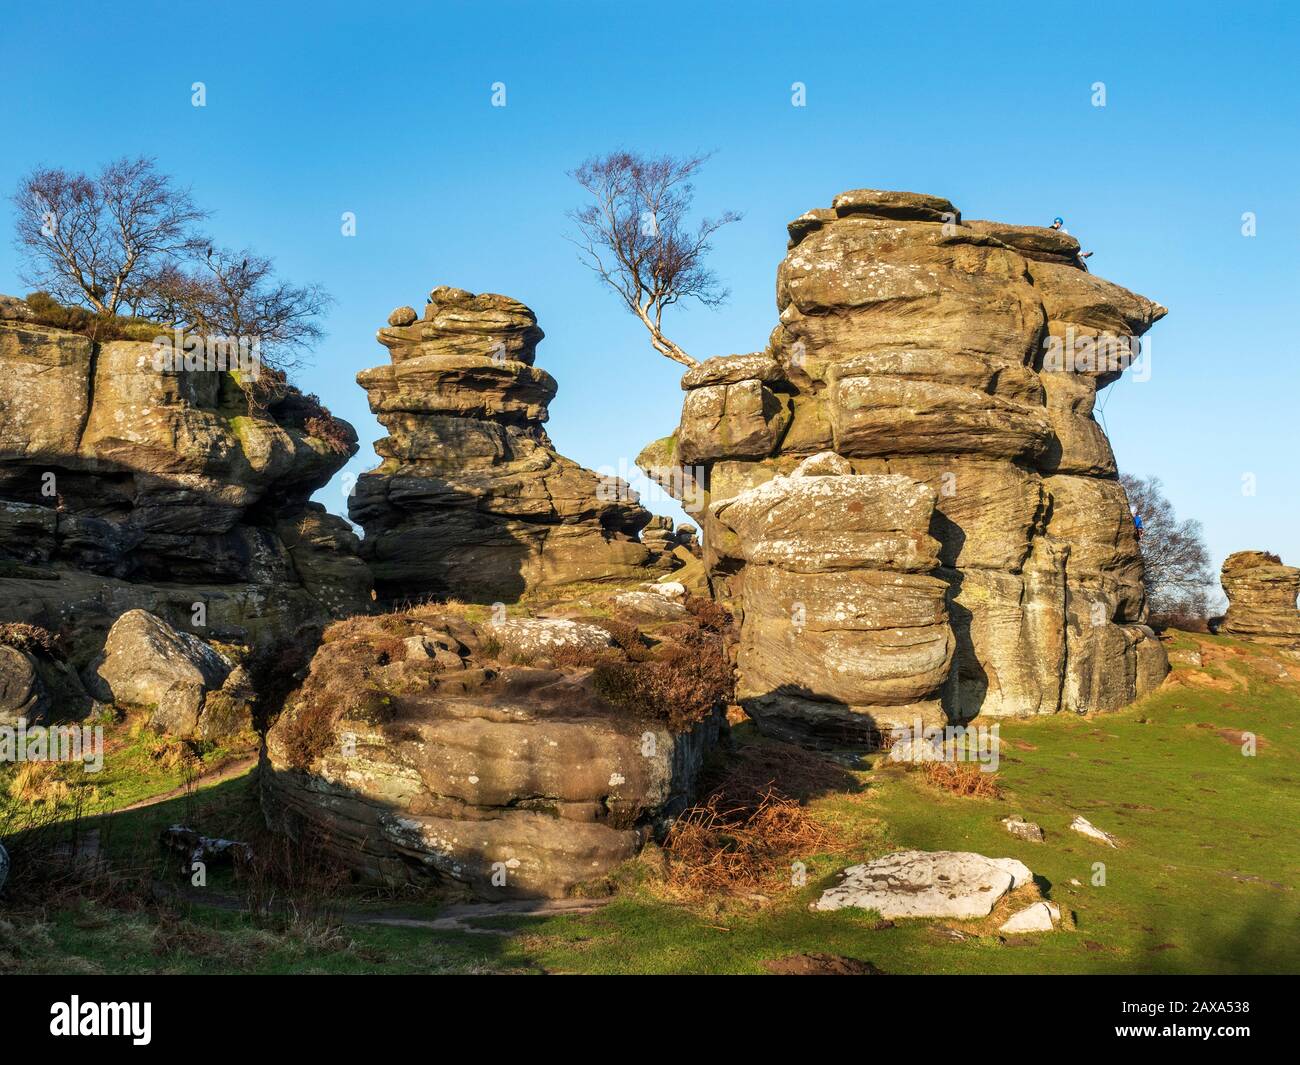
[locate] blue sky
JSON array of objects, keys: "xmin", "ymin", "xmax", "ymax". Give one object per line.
[{"xmin": 3, "ymin": 0, "xmax": 1297, "ymax": 593}]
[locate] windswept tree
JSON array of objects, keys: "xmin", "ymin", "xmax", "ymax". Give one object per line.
[
  {"xmin": 13, "ymin": 156, "xmax": 207, "ymax": 318},
  {"xmin": 140, "ymin": 247, "xmax": 331, "ymax": 374},
  {"xmin": 568, "ymin": 151, "xmax": 740, "ymax": 367},
  {"xmin": 12, "ymin": 157, "xmax": 331, "ymax": 390},
  {"xmin": 1120, "ymin": 472, "xmax": 1216, "ymax": 625}
]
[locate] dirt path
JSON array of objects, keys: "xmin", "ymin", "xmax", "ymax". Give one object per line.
[
  {"xmin": 117, "ymin": 755, "xmax": 258, "ymax": 813},
  {"xmin": 356, "ymin": 898, "xmax": 609, "ymax": 935},
  {"xmin": 153, "ymin": 884, "xmax": 608, "ymax": 935}
]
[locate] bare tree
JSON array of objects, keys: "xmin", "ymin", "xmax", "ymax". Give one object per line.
[
  {"xmin": 568, "ymin": 151, "xmax": 740, "ymax": 368},
  {"xmin": 140, "ymin": 246, "xmax": 331, "ymax": 373},
  {"xmin": 13, "ymin": 157, "xmax": 207, "ymax": 317},
  {"xmin": 1121, "ymin": 472, "xmax": 1216, "ymax": 624}
]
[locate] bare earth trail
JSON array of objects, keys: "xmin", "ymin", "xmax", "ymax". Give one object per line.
[{"xmin": 116, "ymin": 754, "xmax": 259, "ymax": 813}]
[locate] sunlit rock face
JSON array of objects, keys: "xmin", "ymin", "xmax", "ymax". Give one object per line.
[
  {"xmin": 0, "ymin": 313, "xmax": 371, "ymax": 660},
  {"xmin": 350, "ymin": 287, "xmax": 665, "ymax": 605},
  {"xmin": 640, "ymin": 190, "xmax": 1169, "ymax": 738},
  {"xmin": 1220, "ymin": 551, "xmax": 1300, "ymax": 647}
]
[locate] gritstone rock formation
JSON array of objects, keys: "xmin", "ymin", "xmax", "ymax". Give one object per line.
[
  {"xmin": 639, "ymin": 190, "xmax": 1169, "ymax": 741},
  {"xmin": 350, "ymin": 287, "xmax": 663, "ymax": 604},
  {"xmin": 262, "ymin": 591, "xmax": 731, "ymax": 897},
  {"xmin": 1220, "ymin": 551, "xmax": 1300, "ymax": 647},
  {"xmin": 0, "ymin": 308, "xmax": 372, "ymax": 668}
]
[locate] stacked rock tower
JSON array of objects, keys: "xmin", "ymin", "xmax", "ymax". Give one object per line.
[
  {"xmin": 350, "ymin": 287, "xmax": 661, "ymax": 603},
  {"xmin": 640, "ymin": 190, "xmax": 1170, "ymax": 741}
]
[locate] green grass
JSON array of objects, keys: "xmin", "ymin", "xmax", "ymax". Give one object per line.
[{"xmin": 3, "ymin": 630, "xmax": 1298, "ymax": 974}]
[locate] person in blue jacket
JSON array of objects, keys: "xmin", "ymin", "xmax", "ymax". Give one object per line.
[{"xmin": 1131, "ymin": 504, "xmax": 1144, "ymax": 541}]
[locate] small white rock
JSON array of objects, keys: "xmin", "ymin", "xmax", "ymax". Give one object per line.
[
  {"xmin": 999, "ymin": 901, "xmax": 1061, "ymax": 934},
  {"xmin": 1069, "ymin": 815, "xmax": 1119, "ymax": 847}
]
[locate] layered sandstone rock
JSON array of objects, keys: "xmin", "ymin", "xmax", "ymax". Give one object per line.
[
  {"xmin": 641, "ymin": 190, "xmax": 1169, "ymax": 732},
  {"xmin": 262, "ymin": 593, "xmax": 731, "ymax": 897},
  {"xmin": 0, "ymin": 312, "xmax": 372, "ymax": 666},
  {"xmin": 350, "ymin": 287, "xmax": 660, "ymax": 603},
  {"xmin": 1220, "ymin": 551, "xmax": 1300, "ymax": 647},
  {"xmin": 714, "ymin": 453, "xmax": 953, "ymax": 743}
]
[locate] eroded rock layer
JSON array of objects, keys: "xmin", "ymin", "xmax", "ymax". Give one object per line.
[
  {"xmin": 350, "ymin": 287, "xmax": 659, "ymax": 603},
  {"xmin": 640, "ymin": 190, "xmax": 1169, "ymax": 733},
  {"xmin": 1220, "ymin": 551, "xmax": 1300, "ymax": 647},
  {"xmin": 0, "ymin": 313, "xmax": 371, "ymax": 665}
]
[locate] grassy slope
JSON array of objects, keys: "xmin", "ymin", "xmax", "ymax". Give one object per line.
[{"xmin": 3, "ymin": 630, "xmax": 1297, "ymax": 974}]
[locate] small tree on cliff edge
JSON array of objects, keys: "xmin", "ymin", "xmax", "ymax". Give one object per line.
[
  {"xmin": 13, "ymin": 157, "xmax": 208, "ymax": 318},
  {"xmin": 568, "ymin": 151, "xmax": 741, "ymax": 368},
  {"xmin": 1120, "ymin": 472, "xmax": 1217, "ymax": 627}
]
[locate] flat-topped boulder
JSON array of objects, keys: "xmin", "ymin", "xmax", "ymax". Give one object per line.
[
  {"xmin": 261, "ymin": 592, "xmax": 733, "ymax": 897},
  {"xmin": 812, "ymin": 850, "xmax": 1033, "ymax": 918}
]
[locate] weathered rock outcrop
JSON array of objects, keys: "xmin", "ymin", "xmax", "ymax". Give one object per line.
[
  {"xmin": 262, "ymin": 591, "xmax": 732, "ymax": 896},
  {"xmin": 350, "ymin": 287, "xmax": 662, "ymax": 603},
  {"xmin": 641, "ymin": 190, "xmax": 1168, "ymax": 734},
  {"xmin": 1220, "ymin": 551, "xmax": 1300, "ymax": 647},
  {"xmin": 0, "ymin": 311, "xmax": 372, "ymax": 667}
]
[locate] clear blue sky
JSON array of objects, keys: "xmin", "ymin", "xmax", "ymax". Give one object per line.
[{"xmin": 3, "ymin": 0, "xmax": 1297, "ymax": 594}]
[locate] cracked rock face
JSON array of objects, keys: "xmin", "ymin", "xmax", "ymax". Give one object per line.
[
  {"xmin": 261, "ymin": 597, "xmax": 730, "ymax": 897},
  {"xmin": 0, "ymin": 313, "xmax": 372, "ymax": 659},
  {"xmin": 812, "ymin": 849, "xmax": 1033, "ymax": 918},
  {"xmin": 350, "ymin": 287, "xmax": 666, "ymax": 604},
  {"xmin": 1220, "ymin": 551, "xmax": 1300, "ymax": 647},
  {"xmin": 640, "ymin": 189, "xmax": 1169, "ymax": 733}
]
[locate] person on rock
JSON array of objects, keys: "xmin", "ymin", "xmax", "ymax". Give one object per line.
[
  {"xmin": 1131, "ymin": 504, "xmax": 1144, "ymax": 541},
  {"xmin": 1050, "ymin": 216, "xmax": 1094, "ymax": 268}
]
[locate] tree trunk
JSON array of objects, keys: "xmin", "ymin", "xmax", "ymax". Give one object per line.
[{"xmin": 632, "ymin": 304, "xmax": 698, "ymax": 367}]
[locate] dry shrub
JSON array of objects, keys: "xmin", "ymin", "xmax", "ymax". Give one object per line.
[
  {"xmin": 592, "ymin": 627, "xmax": 732, "ymax": 731},
  {"xmin": 8, "ymin": 762, "xmax": 70, "ymax": 805},
  {"xmin": 0, "ymin": 622, "xmax": 62, "ymax": 658},
  {"xmin": 683, "ymin": 594, "xmax": 732, "ymax": 634},
  {"xmin": 241, "ymin": 823, "xmax": 351, "ymax": 930},
  {"xmin": 921, "ymin": 761, "xmax": 1001, "ymax": 799},
  {"xmin": 662, "ymin": 743, "xmax": 854, "ymax": 899},
  {"xmin": 591, "ymin": 617, "xmax": 654, "ymax": 661}
]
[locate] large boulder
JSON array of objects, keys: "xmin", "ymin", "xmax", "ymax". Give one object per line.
[
  {"xmin": 0, "ymin": 644, "xmax": 47, "ymax": 726},
  {"xmin": 350, "ymin": 287, "xmax": 669, "ymax": 604},
  {"xmin": 1220, "ymin": 551, "xmax": 1300, "ymax": 647},
  {"xmin": 812, "ymin": 850, "xmax": 1033, "ymax": 918},
  {"xmin": 641, "ymin": 191, "xmax": 1169, "ymax": 731},
  {"xmin": 262, "ymin": 593, "xmax": 732, "ymax": 897},
  {"xmin": 713, "ymin": 453, "xmax": 952, "ymax": 743},
  {"xmin": 84, "ymin": 609, "xmax": 249, "ymax": 737},
  {"xmin": 0, "ymin": 623, "xmax": 93, "ymax": 724}
]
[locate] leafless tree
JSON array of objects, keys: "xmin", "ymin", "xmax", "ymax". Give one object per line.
[
  {"xmin": 12, "ymin": 157, "xmax": 207, "ymax": 317},
  {"xmin": 1121, "ymin": 472, "xmax": 1216, "ymax": 624},
  {"xmin": 568, "ymin": 151, "xmax": 740, "ymax": 368},
  {"xmin": 140, "ymin": 246, "xmax": 331, "ymax": 373}
]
